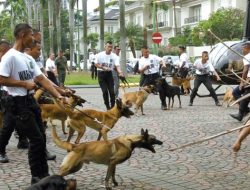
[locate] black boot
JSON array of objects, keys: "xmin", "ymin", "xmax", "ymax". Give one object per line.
[
  {"xmin": 46, "ymin": 150, "xmax": 56, "ymax": 160},
  {"xmin": 230, "ymin": 113, "xmax": 243, "ymax": 121},
  {"xmin": 0, "ymin": 153, "xmax": 9, "ymax": 163}
]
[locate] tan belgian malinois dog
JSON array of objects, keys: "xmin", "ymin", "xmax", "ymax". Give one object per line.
[
  {"xmin": 40, "ymin": 94, "xmax": 86, "ymax": 134},
  {"xmin": 52, "ymin": 126, "xmax": 163, "ymax": 190},
  {"xmin": 58, "ymin": 98, "xmax": 134, "ymax": 143},
  {"xmin": 122, "ymin": 85, "xmax": 155, "ymax": 116}
]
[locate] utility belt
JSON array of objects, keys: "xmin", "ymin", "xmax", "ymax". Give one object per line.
[
  {"xmin": 97, "ymin": 70, "xmax": 112, "ymax": 73},
  {"xmin": 12, "ymin": 94, "xmax": 34, "ymax": 103},
  {"xmin": 1, "ymin": 93, "xmax": 37, "ymax": 112}
]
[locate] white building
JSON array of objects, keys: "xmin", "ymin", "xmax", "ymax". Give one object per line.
[{"xmin": 181, "ymin": 0, "xmax": 247, "ymax": 28}]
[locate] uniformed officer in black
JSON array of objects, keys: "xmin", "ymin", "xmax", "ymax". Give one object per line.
[{"xmin": 0, "ymin": 23, "xmax": 65, "ymax": 184}]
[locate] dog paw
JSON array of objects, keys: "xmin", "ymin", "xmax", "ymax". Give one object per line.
[{"xmin": 232, "ymin": 142, "xmax": 241, "ymax": 152}]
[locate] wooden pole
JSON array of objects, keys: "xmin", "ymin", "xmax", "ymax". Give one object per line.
[{"xmin": 169, "ymin": 123, "xmax": 250, "ymax": 151}]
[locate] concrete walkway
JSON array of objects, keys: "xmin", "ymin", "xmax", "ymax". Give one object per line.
[{"xmin": 0, "ymin": 81, "xmax": 250, "ymax": 190}]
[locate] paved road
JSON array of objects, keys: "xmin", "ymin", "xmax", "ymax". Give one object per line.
[{"xmin": 0, "ymin": 81, "xmax": 250, "ymax": 190}]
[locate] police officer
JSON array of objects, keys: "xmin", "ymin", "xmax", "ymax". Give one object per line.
[
  {"xmin": 138, "ymin": 46, "xmax": 165, "ymax": 87},
  {"xmin": 113, "ymin": 46, "xmax": 121, "ymax": 98},
  {"xmin": 95, "ymin": 41, "xmax": 124, "ymax": 110},
  {"xmin": 89, "ymin": 49, "xmax": 97, "ymax": 79},
  {"xmin": 230, "ymin": 42, "xmax": 250, "ymax": 121},
  {"xmin": 55, "ymin": 50, "xmax": 69, "ymax": 87},
  {"xmin": 188, "ymin": 51, "xmax": 221, "ymax": 106},
  {"xmin": 0, "ymin": 23, "xmax": 65, "ymax": 184}
]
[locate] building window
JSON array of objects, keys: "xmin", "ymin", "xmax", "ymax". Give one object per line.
[
  {"xmin": 108, "ymin": 26, "xmax": 113, "ymax": 34},
  {"xmin": 95, "ymin": 27, "xmax": 97, "ymax": 33},
  {"xmin": 184, "ymin": 5, "xmax": 201, "ymax": 24}
]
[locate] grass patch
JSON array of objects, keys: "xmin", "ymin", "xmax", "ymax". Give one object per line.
[{"xmin": 65, "ymin": 71, "xmax": 141, "ymax": 85}]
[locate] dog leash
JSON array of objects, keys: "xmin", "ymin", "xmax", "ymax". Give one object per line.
[{"xmin": 54, "ymin": 97, "xmax": 112, "ymax": 131}]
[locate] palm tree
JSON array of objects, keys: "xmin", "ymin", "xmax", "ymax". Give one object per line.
[
  {"xmin": 68, "ymin": 0, "xmax": 76, "ymax": 70},
  {"xmin": 1, "ymin": 0, "xmax": 27, "ymax": 35},
  {"xmin": 99, "ymin": 0, "xmax": 105, "ymax": 51},
  {"xmin": 48, "ymin": 0, "xmax": 54, "ymax": 53},
  {"xmin": 55, "ymin": 0, "xmax": 62, "ymax": 52},
  {"xmin": 82, "ymin": 0, "xmax": 88, "ymax": 70},
  {"xmin": 125, "ymin": 22, "xmax": 143, "ymax": 58},
  {"xmin": 119, "ymin": 0, "xmax": 127, "ymax": 75}
]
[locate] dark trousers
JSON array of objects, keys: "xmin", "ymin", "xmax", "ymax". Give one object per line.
[
  {"xmin": 142, "ymin": 73, "xmax": 160, "ymax": 87},
  {"xmin": 58, "ymin": 70, "xmax": 66, "ymax": 87},
  {"xmin": 190, "ymin": 75, "xmax": 219, "ymax": 103},
  {"xmin": 91, "ymin": 63, "xmax": 97, "ymax": 79},
  {"xmin": 232, "ymin": 85, "xmax": 244, "ymax": 100},
  {"xmin": 47, "ymin": 71, "xmax": 59, "ymax": 86},
  {"xmin": 178, "ymin": 67, "xmax": 189, "ymax": 78},
  {"xmin": 239, "ymin": 88, "xmax": 250, "ymax": 115},
  {"xmin": 98, "ymin": 71, "xmax": 115, "ymax": 109},
  {"xmin": 0, "ymin": 95, "xmax": 48, "ymax": 178}
]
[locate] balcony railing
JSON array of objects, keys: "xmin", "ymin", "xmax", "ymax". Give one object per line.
[
  {"xmin": 184, "ymin": 16, "xmax": 201, "ymax": 24},
  {"xmin": 147, "ymin": 21, "xmax": 169, "ymax": 29}
]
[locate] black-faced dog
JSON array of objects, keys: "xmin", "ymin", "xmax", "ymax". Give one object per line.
[
  {"xmin": 156, "ymin": 78, "xmax": 182, "ymax": 110},
  {"xmin": 26, "ymin": 175, "xmax": 77, "ymax": 190},
  {"xmin": 52, "ymin": 127, "xmax": 163, "ymax": 190}
]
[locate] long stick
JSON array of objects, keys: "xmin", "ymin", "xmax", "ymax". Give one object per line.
[
  {"xmin": 208, "ymin": 29, "xmax": 247, "ymax": 61},
  {"xmin": 231, "ymin": 69, "xmax": 250, "ymax": 85},
  {"xmin": 168, "ymin": 123, "xmax": 250, "ymax": 151},
  {"xmin": 230, "ymin": 92, "xmax": 250, "ymax": 106}
]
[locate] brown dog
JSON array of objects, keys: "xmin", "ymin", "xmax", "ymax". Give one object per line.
[
  {"xmin": 40, "ymin": 94, "xmax": 86, "ymax": 134},
  {"xmin": 59, "ymin": 98, "xmax": 134, "ymax": 143},
  {"xmin": 52, "ymin": 126, "xmax": 163, "ymax": 190},
  {"xmin": 232, "ymin": 119, "xmax": 250, "ymax": 152},
  {"xmin": 222, "ymin": 87, "xmax": 235, "ymax": 107},
  {"xmin": 122, "ymin": 85, "xmax": 154, "ymax": 115},
  {"xmin": 172, "ymin": 73, "xmax": 193, "ymax": 95}
]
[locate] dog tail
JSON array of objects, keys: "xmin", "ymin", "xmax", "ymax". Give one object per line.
[{"xmin": 51, "ymin": 126, "xmax": 74, "ymax": 152}]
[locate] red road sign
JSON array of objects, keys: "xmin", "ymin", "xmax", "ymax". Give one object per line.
[{"xmin": 152, "ymin": 32, "xmax": 162, "ymax": 44}]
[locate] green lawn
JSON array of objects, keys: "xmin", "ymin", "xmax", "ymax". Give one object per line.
[{"xmin": 65, "ymin": 71, "xmax": 141, "ymax": 85}]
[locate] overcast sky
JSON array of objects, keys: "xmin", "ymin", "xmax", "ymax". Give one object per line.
[{"xmin": 87, "ymin": 0, "xmax": 99, "ymax": 13}]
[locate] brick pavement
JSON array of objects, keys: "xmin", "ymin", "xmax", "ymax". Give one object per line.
[{"xmin": 0, "ymin": 80, "xmax": 250, "ymax": 190}]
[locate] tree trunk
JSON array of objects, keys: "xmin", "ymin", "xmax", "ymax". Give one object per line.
[
  {"xmin": 48, "ymin": 0, "xmax": 54, "ymax": 54},
  {"xmin": 69, "ymin": 0, "xmax": 76, "ymax": 70},
  {"xmin": 82, "ymin": 0, "xmax": 88, "ymax": 70},
  {"xmin": 99, "ymin": 0, "xmax": 105, "ymax": 51},
  {"xmin": 40, "ymin": 0, "xmax": 46, "ymax": 59},
  {"xmin": 119, "ymin": 0, "xmax": 127, "ymax": 76},
  {"xmin": 55, "ymin": 0, "xmax": 62, "ymax": 52}
]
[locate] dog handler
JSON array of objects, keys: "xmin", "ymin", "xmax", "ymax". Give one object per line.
[
  {"xmin": 95, "ymin": 41, "xmax": 124, "ymax": 110},
  {"xmin": 230, "ymin": 42, "xmax": 250, "ymax": 121},
  {"xmin": 0, "ymin": 23, "xmax": 65, "ymax": 184},
  {"xmin": 188, "ymin": 51, "xmax": 221, "ymax": 106},
  {"xmin": 139, "ymin": 46, "xmax": 165, "ymax": 87}
]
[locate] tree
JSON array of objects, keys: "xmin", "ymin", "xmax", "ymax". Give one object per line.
[
  {"xmin": 99, "ymin": 0, "xmax": 105, "ymax": 51},
  {"xmin": 125, "ymin": 22, "xmax": 143, "ymax": 58},
  {"xmin": 119, "ymin": 0, "xmax": 127, "ymax": 75},
  {"xmin": 87, "ymin": 33, "xmax": 99, "ymax": 49},
  {"xmin": 68, "ymin": 0, "xmax": 76, "ymax": 70},
  {"xmin": 193, "ymin": 8, "xmax": 244, "ymax": 45},
  {"xmin": 82, "ymin": 0, "xmax": 88, "ymax": 70},
  {"xmin": 55, "ymin": 0, "xmax": 62, "ymax": 52}
]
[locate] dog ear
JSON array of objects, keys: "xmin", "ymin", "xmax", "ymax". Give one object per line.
[
  {"xmin": 145, "ymin": 129, "xmax": 149, "ymax": 138},
  {"xmin": 125, "ymin": 100, "xmax": 133, "ymax": 108},
  {"xmin": 116, "ymin": 98, "xmax": 122, "ymax": 109},
  {"xmin": 141, "ymin": 128, "xmax": 145, "ymax": 135}
]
